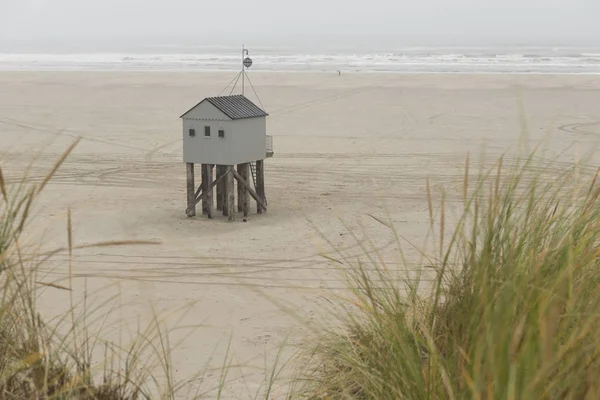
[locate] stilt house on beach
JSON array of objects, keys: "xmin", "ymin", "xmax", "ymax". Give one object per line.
[{"xmin": 180, "ymin": 94, "xmax": 273, "ymax": 220}]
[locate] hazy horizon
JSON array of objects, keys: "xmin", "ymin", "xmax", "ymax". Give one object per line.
[{"xmin": 2, "ymin": 0, "xmax": 600, "ymax": 52}]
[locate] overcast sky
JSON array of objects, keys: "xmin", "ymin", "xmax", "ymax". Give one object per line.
[{"xmin": 1, "ymin": 0, "xmax": 599, "ymax": 49}]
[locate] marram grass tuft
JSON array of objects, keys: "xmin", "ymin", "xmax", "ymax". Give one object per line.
[
  {"xmin": 0, "ymin": 142, "xmax": 205, "ymax": 399},
  {"xmin": 295, "ymin": 152, "xmax": 600, "ymax": 400}
]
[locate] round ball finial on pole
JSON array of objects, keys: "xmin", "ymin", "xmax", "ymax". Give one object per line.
[{"xmin": 241, "ymin": 46, "xmax": 251, "ymax": 95}]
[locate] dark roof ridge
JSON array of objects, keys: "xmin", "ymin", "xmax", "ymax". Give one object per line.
[{"xmin": 181, "ymin": 94, "xmax": 268, "ymax": 120}]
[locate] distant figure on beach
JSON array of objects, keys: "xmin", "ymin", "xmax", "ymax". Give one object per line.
[{"xmin": 337, "ymin": 70, "xmax": 341, "ymax": 76}]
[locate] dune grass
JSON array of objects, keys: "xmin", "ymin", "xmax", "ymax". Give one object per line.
[
  {"xmin": 294, "ymin": 152, "xmax": 600, "ymax": 399},
  {"xmin": 0, "ymin": 144, "xmax": 207, "ymax": 399}
]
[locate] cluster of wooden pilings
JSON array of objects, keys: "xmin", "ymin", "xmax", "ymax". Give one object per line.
[{"xmin": 185, "ymin": 161, "xmax": 266, "ymax": 220}]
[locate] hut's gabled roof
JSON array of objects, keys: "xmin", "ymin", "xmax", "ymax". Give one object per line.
[{"xmin": 180, "ymin": 95, "xmax": 268, "ymax": 120}]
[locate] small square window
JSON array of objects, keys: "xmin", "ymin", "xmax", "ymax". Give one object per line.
[
  {"xmin": 218, "ymin": 129, "xmax": 225, "ymax": 138},
  {"xmin": 204, "ymin": 126, "xmax": 211, "ymax": 137},
  {"xmin": 188, "ymin": 128, "xmax": 195, "ymax": 137}
]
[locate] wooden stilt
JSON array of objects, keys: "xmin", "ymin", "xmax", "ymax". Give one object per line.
[
  {"xmin": 226, "ymin": 166, "xmax": 235, "ymax": 221},
  {"xmin": 232, "ymin": 168, "xmax": 266, "ymax": 212},
  {"xmin": 216, "ymin": 165, "xmax": 224, "ymax": 211},
  {"xmin": 237, "ymin": 164, "xmax": 244, "ymax": 212},
  {"xmin": 206, "ymin": 164, "xmax": 213, "ymax": 219},
  {"xmin": 186, "ymin": 163, "xmax": 195, "ymax": 217},
  {"xmin": 240, "ymin": 163, "xmax": 250, "ymax": 217},
  {"xmin": 222, "ymin": 166, "xmax": 229, "ymax": 216},
  {"xmin": 201, "ymin": 164, "xmax": 209, "ymax": 215},
  {"xmin": 185, "ymin": 169, "xmax": 229, "ymax": 215},
  {"xmin": 256, "ymin": 159, "xmax": 265, "ymax": 214}
]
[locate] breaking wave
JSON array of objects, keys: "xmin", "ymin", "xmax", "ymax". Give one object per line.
[{"xmin": 1, "ymin": 47, "xmax": 600, "ymax": 74}]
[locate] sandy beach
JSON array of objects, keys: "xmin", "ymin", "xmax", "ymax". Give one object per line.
[{"xmin": 1, "ymin": 71, "xmax": 600, "ymax": 397}]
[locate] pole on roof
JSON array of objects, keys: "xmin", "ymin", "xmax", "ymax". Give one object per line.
[
  {"xmin": 241, "ymin": 45, "xmax": 246, "ymax": 96},
  {"xmin": 241, "ymin": 45, "xmax": 252, "ymax": 96}
]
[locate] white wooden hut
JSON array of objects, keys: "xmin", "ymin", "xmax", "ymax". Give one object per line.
[{"xmin": 180, "ymin": 95, "xmax": 272, "ymax": 220}]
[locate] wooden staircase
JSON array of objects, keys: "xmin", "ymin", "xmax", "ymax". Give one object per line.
[{"xmin": 250, "ymin": 162, "xmax": 267, "ymax": 206}]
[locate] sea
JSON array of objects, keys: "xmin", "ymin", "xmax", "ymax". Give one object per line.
[{"xmin": 1, "ymin": 44, "xmax": 600, "ymax": 74}]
